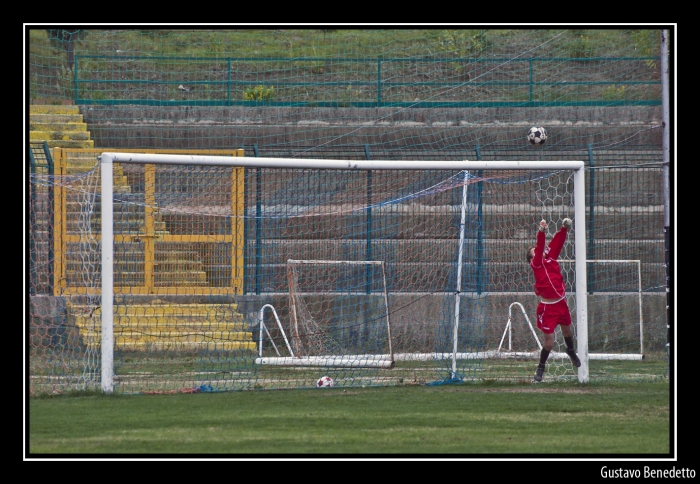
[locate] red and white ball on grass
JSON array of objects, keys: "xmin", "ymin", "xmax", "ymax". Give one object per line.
[{"xmin": 316, "ymin": 376, "xmax": 334, "ymax": 388}]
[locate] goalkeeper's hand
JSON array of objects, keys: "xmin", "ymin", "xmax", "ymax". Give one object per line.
[
  {"xmin": 562, "ymin": 218, "xmax": 572, "ymax": 229},
  {"xmin": 538, "ymin": 220, "xmax": 547, "ymax": 232}
]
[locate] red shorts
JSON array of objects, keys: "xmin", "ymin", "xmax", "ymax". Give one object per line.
[{"xmin": 536, "ymin": 298, "xmax": 572, "ymax": 334}]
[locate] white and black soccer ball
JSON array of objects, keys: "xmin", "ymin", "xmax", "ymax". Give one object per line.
[
  {"xmin": 527, "ymin": 126, "xmax": 547, "ymax": 145},
  {"xmin": 316, "ymin": 375, "xmax": 334, "ymax": 388}
]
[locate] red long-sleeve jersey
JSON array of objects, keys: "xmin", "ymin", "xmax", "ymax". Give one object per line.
[{"xmin": 530, "ymin": 228, "xmax": 568, "ymax": 300}]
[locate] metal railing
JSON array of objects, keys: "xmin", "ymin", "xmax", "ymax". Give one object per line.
[{"xmin": 72, "ymin": 56, "xmax": 661, "ymax": 107}]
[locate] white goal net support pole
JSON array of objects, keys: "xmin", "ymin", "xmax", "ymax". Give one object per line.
[{"xmin": 99, "ymin": 153, "xmax": 589, "ymax": 392}]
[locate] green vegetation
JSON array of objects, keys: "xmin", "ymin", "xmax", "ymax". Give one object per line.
[
  {"xmin": 28, "ymin": 381, "xmax": 669, "ymax": 455},
  {"xmin": 243, "ymin": 84, "xmax": 276, "ymax": 101},
  {"xmin": 29, "ymin": 28, "xmax": 663, "ymax": 106},
  {"xmin": 602, "ymin": 84, "xmax": 627, "ymax": 101},
  {"xmin": 33, "ymin": 28, "xmax": 659, "ymax": 60}
]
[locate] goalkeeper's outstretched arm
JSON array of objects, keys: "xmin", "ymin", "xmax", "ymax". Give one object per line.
[
  {"xmin": 548, "ymin": 218, "xmax": 572, "ymax": 260},
  {"xmin": 526, "ymin": 220, "xmax": 547, "ymax": 267}
]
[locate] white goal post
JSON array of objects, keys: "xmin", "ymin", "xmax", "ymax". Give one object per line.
[{"xmin": 98, "ymin": 153, "xmax": 589, "ymax": 392}]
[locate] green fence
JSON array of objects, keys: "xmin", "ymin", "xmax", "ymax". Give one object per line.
[
  {"xmin": 28, "ymin": 142, "xmax": 54, "ymax": 296},
  {"xmin": 70, "ymin": 55, "xmax": 661, "ymax": 107}
]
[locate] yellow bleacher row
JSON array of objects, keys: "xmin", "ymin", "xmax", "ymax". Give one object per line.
[{"xmin": 30, "ymin": 104, "xmax": 252, "ymax": 352}]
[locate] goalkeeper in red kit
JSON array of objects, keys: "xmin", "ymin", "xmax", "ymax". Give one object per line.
[{"xmin": 527, "ymin": 218, "xmax": 581, "ymax": 382}]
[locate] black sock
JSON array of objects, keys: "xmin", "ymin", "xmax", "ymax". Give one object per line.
[
  {"xmin": 564, "ymin": 336, "xmax": 575, "ymax": 352},
  {"xmin": 539, "ymin": 349, "xmax": 550, "ymax": 367}
]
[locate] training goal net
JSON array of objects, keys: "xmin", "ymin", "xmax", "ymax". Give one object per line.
[
  {"xmin": 255, "ymin": 259, "xmax": 394, "ymax": 368},
  {"xmin": 34, "ymin": 151, "xmax": 663, "ymax": 394}
]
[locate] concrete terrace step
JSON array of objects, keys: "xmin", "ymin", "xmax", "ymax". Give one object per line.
[
  {"xmin": 30, "ymin": 105, "xmax": 81, "ymax": 114},
  {"xmin": 84, "ymin": 330, "xmax": 253, "ymax": 343},
  {"xmin": 34, "ymin": 237, "xmax": 663, "ymax": 264},
  {"xmin": 63, "ymin": 248, "xmax": 194, "ymax": 261},
  {"xmin": 69, "ymin": 303, "xmax": 246, "ymax": 316},
  {"xmin": 30, "ymin": 122, "xmax": 87, "ymax": 132},
  {"xmin": 80, "ymin": 340, "xmax": 257, "ymax": 351},
  {"xmin": 248, "ymin": 212, "xmax": 664, "ymax": 239},
  {"xmin": 29, "ymin": 106, "xmax": 93, "ymax": 150},
  {"xmin": 63, "ymin": 200, "xmax": 143, "ymax": 215},
  {"xmin": 244, "ymin": 238, "xmax": 665, "ymax": 263},
  {"xmin": 65, "ymin": 261, "xmax": 213, "ymax": 273},
  {"xmin": 68, "ymin": 302, "xmax": 254, "ymax": 351},
  {"xmin": 85, "ymin": 122, "xmax": 663, "ymax": 148},
  {"xmin": 74, "ymin": 319, "xmax": 248, "ymax": 330},
  {"xmin": 30, "ymin": 130, "xmax": 92, "ymax": 141},
  {"xmin": 30, "ymin": 113, "xmax": 84, "ymax": 123},
  {"xmin": 240, "ymin": 169, "xmax": 662, "ymax": 206},
  {"xmin": 40, "ymin": 139, "xmax": 95, "ymax": 149},
  {"xmin": 59, "ymin": 259, "xmax": 663, "ymax": 292},
  {"xmin": 84, "ymin": 339, "xmax": 257, "ymax": 354},
  {"xmin": 154, "ymin": 272, "xmax": 208, "ymax": 284},
  {"xmin": 60, "ymin": 207, "xmax": 146, "ymax": 220},
  {"xmin": 64, "ymin": 221, "xmax": 167, "ymax": 233},
  {"xmin": 245, "ymin": 261, "xmax": 666, "ymax": 292},
  {"xmin": 63, "ymin": 211, "xmax": 161, "ymax": 223},
  {"xmin": 63, "ymin": 271, "xmax": 209, "ymax": 286}
]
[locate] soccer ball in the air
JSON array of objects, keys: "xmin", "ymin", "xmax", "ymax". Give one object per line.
[
  {"xmin": 316, "ymin": 375, "xmax": 334, "ymax": 388},
  {"xmin": 527, "ymin": 126, "xmax": 547, "ymax": 145}
]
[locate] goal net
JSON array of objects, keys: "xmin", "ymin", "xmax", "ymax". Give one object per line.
[
  {"xmin": 255, "ymin": 259, "xmax": 393, "ymax": 368},
  {"xmin": 32, "ymin": 151, "xmax": 612, "ymax": 394}
]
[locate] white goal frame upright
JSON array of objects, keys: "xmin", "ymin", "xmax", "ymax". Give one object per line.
[{"xmin": 98, "ymin": 153, "xmax": 589, "ymax": 392}]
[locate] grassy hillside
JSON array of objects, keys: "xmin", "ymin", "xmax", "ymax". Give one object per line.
[{"xmin": 28, "ymin": 28, "xmax": 662, "ymax": 104}]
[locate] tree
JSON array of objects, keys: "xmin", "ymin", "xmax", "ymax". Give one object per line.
[{"xmin": 46, "ymin": 29, "xmax": 88, "ymax": 69}]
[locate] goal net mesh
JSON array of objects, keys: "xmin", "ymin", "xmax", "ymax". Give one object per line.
[
  {"xmin": 285, "ymin": 260, "xmax": 390, "ymax": 360},
  {"xmin": 28, "ymin": 157, "xmax": 662, "ymax": 394}
]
